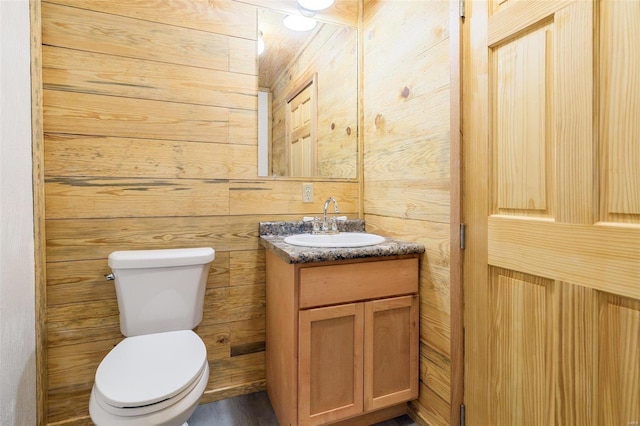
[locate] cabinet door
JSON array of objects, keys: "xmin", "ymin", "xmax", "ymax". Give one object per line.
[
  {"xmin": 299, "ymin": 303, "xmax": 364, "ymax": 425},
  {"xmin": 364, "ymin": 295, "xmax": 419, "ymax": 411}
]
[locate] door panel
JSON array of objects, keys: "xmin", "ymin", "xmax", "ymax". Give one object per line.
[
  {"xmin": 488, "ymin": 268, "xmax": 550, "ymax": 425},
  {"xmin": 553, "ymin": 282, "xmax": 598, "ymax": 425},
  {"xmin": 599, "ymin": 295, "xmax": 640, "ymax": 425},
  {"xmin": 493, "ymin": 23, "xmax": 551, "ymax": 214},
  {"xmin": 554, "ymin": 2, "xmax": 593, "ymax": 224},
  {"xmin": 364, "ymin": 295, "xmax": 418, "ymax": 411},
  {"xmin": 287, "ymin": 82, "xmax": 316, "ymax": 177},
  {"xmin": 600, "ymin": 0, "xmax": 640, "ymax": 222},
  {"xmin": 463, "ymin": 0, "xmax": 640, "ymax": 424},
  {"xmin": 298, "ymin": 303, "xmax": 364, "ymax": 425}
]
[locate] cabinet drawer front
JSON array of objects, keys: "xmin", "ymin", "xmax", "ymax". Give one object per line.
[{"xmin": 299, "ymin": 257, "xmax": 418, "ymax": 309}]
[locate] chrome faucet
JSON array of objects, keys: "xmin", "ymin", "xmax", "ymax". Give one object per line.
[{"xmin": 322, "ymin": 197, "xmax": 339, "ymax": 233}]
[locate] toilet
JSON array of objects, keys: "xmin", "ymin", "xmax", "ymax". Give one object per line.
[{"xmin": 89, "ymin": 247, "xmax": 215, "ymax": 426}]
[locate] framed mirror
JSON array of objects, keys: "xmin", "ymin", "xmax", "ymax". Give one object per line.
[{"xmin": 257, "ymin": 8, "xmax": 358, "ymax": 179}]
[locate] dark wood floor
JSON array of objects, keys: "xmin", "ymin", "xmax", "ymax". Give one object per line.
[{"xmin": 188, "ymin": 391, "xmax": 416, "ymax": 426}]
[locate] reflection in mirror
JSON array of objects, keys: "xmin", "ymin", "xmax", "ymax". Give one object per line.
[{"xmin": 257, "ymin": 9, "xmax": 358, "ymax": 178}]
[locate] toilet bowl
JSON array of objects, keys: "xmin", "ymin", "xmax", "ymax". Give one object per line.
[
  {"xmin": 89, "ymin": 248, "xmax": 215, "ymax": 426},
  {"xmin": 89, "ymin": 330, "xmax": 208, "ymax": 426}
]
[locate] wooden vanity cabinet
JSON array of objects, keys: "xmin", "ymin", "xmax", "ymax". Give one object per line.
[{"xmin": 265, "ymin": 251, "xmax": 419, "ymax": 426}]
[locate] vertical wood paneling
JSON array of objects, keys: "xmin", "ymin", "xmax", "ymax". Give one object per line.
[
  {"xmin": 599, "ymin": 295, "xmax": 640, "ymax": 425},
  {"xmin": 461, "ymin": 0, "xmax": 490, "ymax": 422},
  {"xmin": 493, "ymin": 25, "xmax": 550, "ymax": 213},
  {"xmin": 600, "ymin": 0, "xmax": 640, "ymax": 221},
  {"xmin": 489, "ymin": 269, "xmax": 550, "ymax": 426},
  {"xmin": 448, "ymin": 0, "xmax": 463, "ymax": 421},
  {"xmin": 363, "ymin": 1, "xmax": 454, "ymax": 425},
  {"xmin": 555, "ymin": 2, "xmax": 593, "ymax": 224},
  {"xmin": 552, "ymin": 283, "xmax": 598, "ymax": 425},
  {"xmin": 39, "ymin": 0, "xmax": 361, "ymax": 423}
]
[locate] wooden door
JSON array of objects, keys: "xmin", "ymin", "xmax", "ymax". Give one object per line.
[
  {"xmin": 463, "ymin": 0, "xmax": 640, "ymax": 425},
  {"xmin": 287, "ymin": 80, "xmax": 317, "ymax": 177},
  {"xmin": 298, "ymin": 303, "xmax": 364, "ymax": 425},
  {"xmin": 364, "ymin": 295, "xmax": 418, "ymax": 412}
]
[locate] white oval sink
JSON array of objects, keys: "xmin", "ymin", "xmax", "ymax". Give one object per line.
[{"xmin": 284, "ymin": 232, "xmax": 385, "ymax": 248}]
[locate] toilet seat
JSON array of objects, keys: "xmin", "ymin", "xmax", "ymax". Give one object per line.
[
  {"xmin": 89, "ymin": 362, "xmax": 209, "ymax": 425},
  {"xmin": 94, "ymin": 362, "xmax": 208, "ymax": 418},
  {"xmin": 94, "ymin": 330, "xmax": 207, "ymax": 414}
]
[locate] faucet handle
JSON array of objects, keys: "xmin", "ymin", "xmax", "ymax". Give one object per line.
[
  {"xmin": 312, "ymin": 217, "xmax": 320, "ymax": 234},
  {"xmin": 330, "ymin": 216, "xmax": 338, "ymax": 232}
]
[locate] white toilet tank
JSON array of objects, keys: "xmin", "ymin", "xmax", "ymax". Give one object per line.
[{"xmin": 108, "ymin": 247, "xmax": 215, "ymax": 337}]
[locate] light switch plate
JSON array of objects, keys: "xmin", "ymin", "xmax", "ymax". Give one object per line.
[{"xmin": 302, "ymin": 183, "xmax": 313, "ymax": 203}]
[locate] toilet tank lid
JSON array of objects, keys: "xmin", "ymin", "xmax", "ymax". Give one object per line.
[{"xmin": 109, "ymin": 247, "xmax": 215, "ymax": 269}]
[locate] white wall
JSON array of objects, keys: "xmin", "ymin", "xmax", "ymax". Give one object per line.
[{"xmin": 0, "ymin": 0, "xmax": 37, "ymax": 424}]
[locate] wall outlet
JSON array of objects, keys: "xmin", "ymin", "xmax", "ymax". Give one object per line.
[{"xmin": 302, "ymin": 183, "xmax": 313, "ymax": 203}]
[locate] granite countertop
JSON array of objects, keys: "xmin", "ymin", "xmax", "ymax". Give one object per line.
[{"xmin": 259, "ymin": 220, "xmax": 425, "ymax": 264}]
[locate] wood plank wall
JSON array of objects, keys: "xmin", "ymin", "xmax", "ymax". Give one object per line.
[
  {"xmin": 39, "ymin": 0, "xmax": 360, "ymax": 424},
  {"xmin": 362, "ymin": 1, "xmax": 454, "ymax": 425}
]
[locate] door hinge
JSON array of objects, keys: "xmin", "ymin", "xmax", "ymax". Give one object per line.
[
  {"xmin": 459, "ymin": 0, "xmax": 466, "ymax": 18},
  {"xmin": 460, "ymin": 404, "xmax": 466, "ymax": 426},
  {"xmin": 460, "ymin": 223, "xmax": 466, "ymax": 250}
]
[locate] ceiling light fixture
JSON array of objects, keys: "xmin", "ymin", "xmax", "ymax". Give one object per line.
[
  {"xmin": 283, "ymin": 15, "xmax": 317, "ymax": 32},
  {"xmin": 297, "ymin": 0, "xmax": 335, "ymax": 11}
]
